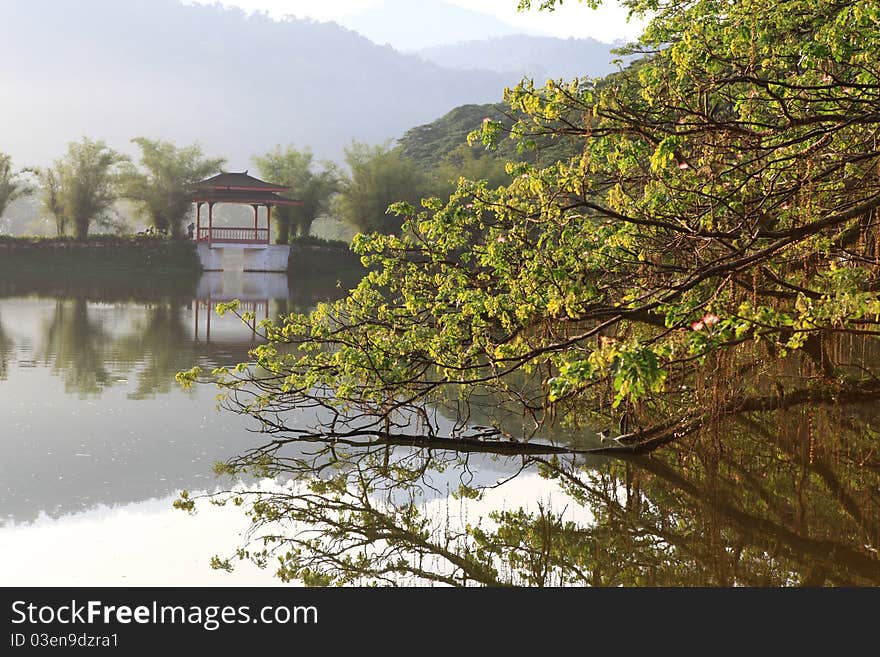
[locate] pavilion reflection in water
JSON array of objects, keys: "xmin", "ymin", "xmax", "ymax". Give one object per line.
[{"xmin": 192, "ymin": 271, "xmax": 287, "ymax": 342}]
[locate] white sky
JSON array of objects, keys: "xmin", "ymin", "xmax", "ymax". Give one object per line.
[{"xmin": 187, "ymin": 0, "xmax": 646, "ymax": 43}]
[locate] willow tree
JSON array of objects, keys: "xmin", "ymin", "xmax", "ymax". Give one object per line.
[
  {"xmin": 119, "ymin": 138, "xmax": 224, "ymax": 239},
  {"xmin": 253, "ymin": 145, "xmax": 340, "ymax": 243},
  {"xmin": 0, "ymin": 152, "xmax": 32, "ymax": 221},
  {"xmin": 178, "ymin": 0, "xmax": 880, "ymax": 583},
  {"xmin": 36, "ymin": 138, "xmax": 124, "ymax": 239}
]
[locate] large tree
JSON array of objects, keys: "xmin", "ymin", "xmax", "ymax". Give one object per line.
[
  {"xmin": 119, "ymin": 138, "xmax": 224, "ymax": 239},
  {"xmin": 180, "ymin": 0, "xmax": 880, "ymax": 468},
  {"xmin": 0, "ymin": 152, "xmax": 32, "ymax": 223},
  {"xmin": 178, "ymin": 0, "xmax": 880, "ymax": 584},
  {"xmin": 36, "ymin": 138, "xmax": 124, "ymax": 239},
  {"xmin": 335, "ymin": 142, "xmax": 427, "ymax": 235},
  {"xmin": 253, "ymin": 145, "xmax": 340, "ymax": 243}
]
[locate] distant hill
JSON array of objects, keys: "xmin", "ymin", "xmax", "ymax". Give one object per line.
[
  {"xmin": 338, "ymin": 0, "xmax": 530, "ymax": 51},
  {"xmin": 397, "ymin": 104, "xmax": 508, "ymax": 169},
  {"xmin": 415, "ymin": 35, "xmax": 628, "ymax": 82},
  {"xmin": 0, "ymin": 0, "xmax": 508, "ymax": 167},
  {"xmin": 397, "ymin": 102, "xmax": 582, "ymax": 172}
]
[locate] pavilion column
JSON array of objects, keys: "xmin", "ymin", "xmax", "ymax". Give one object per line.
[
  {"xmin": 253, "ymin": 204, "xmax": 259, "ymax": 239},
  {"xmin": 266, "ymin": 204, "xmax": 272, "ymax": 244},
  {"xmin": 208, "ymin": 203, "xmax": 214, "ymax": 244},
  {"xmin": 195, "ymin": 203, "xmax": 201, "ymax": 241}
]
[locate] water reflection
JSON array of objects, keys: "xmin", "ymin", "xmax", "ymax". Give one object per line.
[
  {"xmin": 0, "ymin": 311, "xmax": 12, "ymax": 380},
  {"xmin": 114, "ymin": 301, "xmax": 197, "ymax": 399},
  {"xmin": 552, "ymin": 410, "xmax": 880, "ymax": 586},
  {"xmin": 2, "ymin": 266, "xmax": 877, "ymax": 586},
  {"xmin": 194, "ymin": 397, "xmax": 880, "ymax": 586},
  {"xmin": 0, "ymin": 492, "xmax": 281, "ymax": 586},
  {"xmin": 0, "ymin": 269, "xmax": 355, "ymax": 524},
  {"xmin": 41, "ymin": 298, "xmax": 115, "ymax": 395}
]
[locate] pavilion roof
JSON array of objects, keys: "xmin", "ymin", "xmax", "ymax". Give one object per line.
[
  {"xmin": 197, "ymin": 171, "xmax": 291, "ymax": 193},
  {"xmin": 191, "ymin": 189, "xmax": 302, "ymax": 206},
  {"xmin": 192, "ymin": 171, "xmax": 301, "ymax": 206}
]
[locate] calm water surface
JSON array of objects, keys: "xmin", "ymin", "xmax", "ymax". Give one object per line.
[
  {"xmin": 1, "ymin": 269, "xmax": 878, "ymax": 586},
  {"xmin": 0, "ymin": 271, "xmax": 346, "ymax": 584}
]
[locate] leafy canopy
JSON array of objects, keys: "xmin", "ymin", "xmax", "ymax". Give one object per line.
[
  {"xmin": 186, "ymin": 0, "xmax": 880, "ymax": 456},
  {"xmin": 0, "ymin": 152, "xmax": 32, "ymax": 221},
  {"xmin": 175, "ymin": 0, "xmax": 880, "ymax": 589},
  {"xmin": 36, "ymin": 138, "xmax": 125, "ymax": 239},
  {"xmin": 119, "ymin": 137, "xmax": 224, "ymax": 238},
  {"xmin": 253, "ymin": 145, "xmax": 340, "ymax": 242}
]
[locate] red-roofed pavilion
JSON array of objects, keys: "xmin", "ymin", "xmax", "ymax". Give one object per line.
[{"xmin": 192, "ymin": 171, "xmax": 302, "ymax": 245}]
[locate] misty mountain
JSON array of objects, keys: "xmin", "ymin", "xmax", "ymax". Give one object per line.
[
  {"xmin": 0, "ymin": 0, "xmax": 508, "ymax": 167},
  {"xmin": 416, "ymin": 34, "xmax": 628, "ymax": 82},
  {"xmin": 338, "ymin": 0, "xmax": 530, "ymax": 51}
]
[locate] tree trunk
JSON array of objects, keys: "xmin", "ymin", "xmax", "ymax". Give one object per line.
[
  {"xmin": 74, "ymin": 215, "xmax": 89, "ymax": 240},
  {"xmin": 275, "ymin": 210, "xmax": 291, "ymax": 245}
]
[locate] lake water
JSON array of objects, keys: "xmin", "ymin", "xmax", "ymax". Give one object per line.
[
  {"xmin": 0, "ymin": 270, "xmax": 342, "ymax": 585},
  {"xmin": 1, "ymin": 269, "xmax": 878, "ymax": 586}
]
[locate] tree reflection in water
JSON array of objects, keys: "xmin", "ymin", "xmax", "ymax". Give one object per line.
[
  {"xmin": 113, "ymin": 301, "xmax": 198, "ymax": 399},
  {"xmin": 0, "ymin": 311, "xmax": 11, "ymax": 380},
  {"xmin": 35, "ymin": 298, "xmax": 196, "ymax": 398},
  {"xmin": 180, "ymin": 397, "xmax": 879, "ymax": 586},
  {"xmin": 1, "ymin": 266, "xmax": 364, "ymax": 398},
  {"xmin": 40, "ymin": 298, "xmax": 115, "ymax": 395}
]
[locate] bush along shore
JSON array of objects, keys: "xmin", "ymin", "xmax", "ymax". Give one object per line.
[
  {"xmin": 0, "ymin": 234, "xmax": 366, "ymax": 278},
  {"xmin": 0, "ymin": 235, "xmax": 203, "ymax": 273},
  {"xmin": 0, "ymin": 236, "xmax": 203, "ymax": 300},
  {"xmin": 288, "ymin": 236, "xmax": 365, "ymax": 275}
]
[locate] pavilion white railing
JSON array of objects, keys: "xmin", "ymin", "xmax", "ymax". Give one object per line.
[{"xmin": 197, "ymin": 226, "xmax": 270, "ymax": 244}]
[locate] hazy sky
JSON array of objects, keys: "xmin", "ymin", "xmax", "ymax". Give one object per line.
[{"xmin": 187, "ymin": 0, "xmax": 646, "ymax": 43}]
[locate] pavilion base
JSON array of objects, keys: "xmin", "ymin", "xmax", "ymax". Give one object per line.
[
  {"xmin": 197, "ymin": 271, "xmax": 290, "ymax": 300},
  {"xmin": 197, "ymin": 243, "xmax": 290, "ymax": 272}
]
